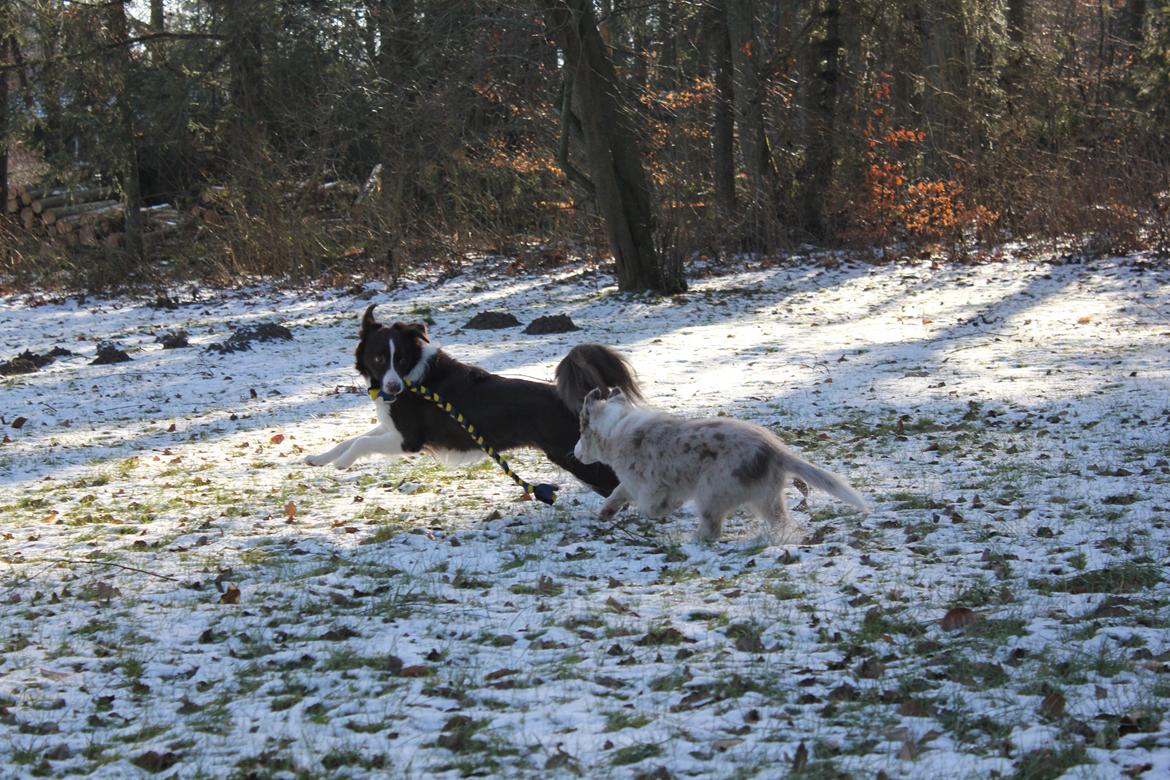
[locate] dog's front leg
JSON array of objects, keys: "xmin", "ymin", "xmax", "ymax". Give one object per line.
[
  {"xmin": 306, "ymin": 427, "xmax": 403, "ymax": 468},
  {"xmin": 305, "ymin": 432, "xmax": 367, "ymax": 466},
  {"xmin": 330, "ymin": 429, "xmax": 406, "ymax": 469},
  {"xmin": 599, "ymin": 483, "xmax": 631, "ymax": 520}
]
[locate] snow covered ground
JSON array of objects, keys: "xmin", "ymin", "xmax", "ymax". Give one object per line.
[{"xmin": 1, "ymin": 253, "xmax": 1168, "ymax": 778}]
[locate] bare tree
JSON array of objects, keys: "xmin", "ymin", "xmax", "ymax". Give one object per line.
[
  {"xmin": 725, "ymin": 0, "xmax": 783, "ymax": 246},
  {"xmin": 106, "ymin": 0, "xmax": 145, "ymax": 260},
  {"xmin": 539, "ymin": 0, "xmax": 685, "ymax": 293},
  {"xmin": 799, "ymin": 0, "xmax": 842, "ymax": 239},
  {"xmin": 707, "ymin": 0, "xmax": 737, "ymax": 222}
]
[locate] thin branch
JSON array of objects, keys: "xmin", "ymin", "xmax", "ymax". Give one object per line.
[
  {"xmin": 557, "ymin": 75, "xmax": 596, "ymax": 198},
  {"xmin": 0, "ymin": 31, "xmax": 225, "ymax": 73},
  {"xmin": 37, "ymin": 557, "xmax": 182, "ymax": 582}
]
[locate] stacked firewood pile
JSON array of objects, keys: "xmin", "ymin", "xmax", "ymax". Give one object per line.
[
  {"xmin": 4, "ymin": 185, "xmax": 180, "ymax": 247},
  {"xmin": 6, "ymin": 166, "xmax": 381, "ymax": 247}
]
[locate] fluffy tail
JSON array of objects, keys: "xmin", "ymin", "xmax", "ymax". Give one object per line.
[
  {"xmin": 784, "ymin": 453, "xmax": 869, "ymax": 512},
  {"xmin": 555, "ymin": 343, "xmax": 643, "ymax": 411}
]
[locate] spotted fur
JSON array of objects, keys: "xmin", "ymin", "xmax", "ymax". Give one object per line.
[{"xmin": 574, "ymin": 389, "xmax": 868, "ymax": 543}]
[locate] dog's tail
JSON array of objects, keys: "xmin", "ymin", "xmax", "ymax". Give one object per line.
[
  {"xmin": 555, "ymin": 343, "xmax": 643, "ymax": 411},
  {"xmin": 783, "ymin": 451, "xmax": 869, "ymax": 513}
]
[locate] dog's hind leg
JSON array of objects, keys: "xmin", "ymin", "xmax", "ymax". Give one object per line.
[
  {"xmin": 695, "ymin": 507, "xmax": 728, "ymax": 543},
  {"xmin": 693, "ymin": 491, "xmax": 740, "ymax": 543},
  {"xmin": 749, "ymin": 477, "xmax": 804, "ymax": 544}
]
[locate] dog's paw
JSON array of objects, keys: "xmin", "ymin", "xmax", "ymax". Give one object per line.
[
  {"xmin": 305, "ymin": 454, "xmax": 330, "ymax": 467},
  {"xmin": 598, "ymin": 501, "xmax": 627, "ymax": 521}
]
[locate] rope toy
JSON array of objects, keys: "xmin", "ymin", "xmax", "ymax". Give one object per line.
[{"xmin": 369, "ymin": 381, "xmax": 559, "ymax": 505}]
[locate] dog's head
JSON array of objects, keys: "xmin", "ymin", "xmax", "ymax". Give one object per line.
[
  {"xmin": 356, "ymin": 304, "xmax": 434, "ymax": 400},
  {"xmin": 573, "ymin": 386, "xmax": 629, "ymax": 464}
]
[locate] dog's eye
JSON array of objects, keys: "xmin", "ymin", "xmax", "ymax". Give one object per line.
[{"xmin": 373, "ymin": 355, "xmax": 386, "ymax": 365}]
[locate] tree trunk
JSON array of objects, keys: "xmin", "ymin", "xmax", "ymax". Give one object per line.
[
  {"xmin": 658, "ymin": 3, "xmax": 678, "ymax": 91},
  {"xmin": 1122, "ymin": 0, "xmax": 1146, "ymax": 47},
  {"xmin": 0, "ymin": 29, "xmax": 8, "ymax": 211},
  {"xmin": 539, "ymin": 0, "xmax": 685, "ymax": 294},
  {"xmin": 106, "ymin": 1, "xmax": 145, "ymax": 260},
  {"xmin": 799, "ymin": 0, "xmax": 841, "ymax": 240},
  {"xmin": 708, "ymin": 0, "xmax": 738, "ymax": 222},
  {"xmin": 725, "ymin": 0, "xmax": 782, "ymax": 247},
  {"xmin": 217, "ymin": 0, "xmax": 267, "ymax": 181},
  {"xmin": 150, "ymin": 0, "xmax": 164, "ymax": 33},
  {"xmin": 1001, "ymin": 0, "xmax": 1029, "ymax": 103},
  {"xmin": 371, "ymin": 0, "xmax": 415, "ymax": 81},
  {"xmin": 915, "ymin": 2, "xmax": 967, "ymax": 173}
]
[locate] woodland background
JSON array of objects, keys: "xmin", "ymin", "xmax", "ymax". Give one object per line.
[{"xmin": 0, "ymin": 0, "xmax": 1167, "ymax": 291}]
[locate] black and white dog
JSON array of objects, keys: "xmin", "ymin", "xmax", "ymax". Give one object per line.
[{"xmin": 306, "ymin": 304, "xmax": 641, "ymax": 496}]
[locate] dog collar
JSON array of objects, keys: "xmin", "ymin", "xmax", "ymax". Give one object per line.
[{"xmin": 368, "ymin": 378, "xmax": 416, "ymax": 402}]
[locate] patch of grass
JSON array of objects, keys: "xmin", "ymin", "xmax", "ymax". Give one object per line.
[
  {"xmin": 761, "ymin": 580, "xmax": 804, "ymax": 601},
  {"xmin": 1009, "ymin": 742, "xmax": 1087, "ymax": 780},
  {"xmin": 649, "ymin": 669, "xmax": 692, "ymax": 692},
  {"xmin": 963, "ymin": 617, "xmax": 1028, "ymax": 641},
  {"xmin": 655, "ymin": 566, "xmax": 701, "ymax": 585},
  {"xmin": 848, "ymin": 607, "xmax": 924, "ymax": 647},
  {"xmin": 944, "ymin": 654, "xmax": 1010, "ymax": 690},
  {"xmin": 610, "ymin": 742, "xmax": 663, "ymax": 766},
  {"xmin": 890, "ymin": 492, "xmax": 949, "ymax": 511},
  {"xmin": 1034, "ymin": 563, "xmax": 1160, "ymax": 594},
  {"xmin": 114, "ymin": 723, "xmax": 169, "ymax": 743},
  {"xmin": 603, "ymin": 710, "xmax": 654, "ymax": 732}
]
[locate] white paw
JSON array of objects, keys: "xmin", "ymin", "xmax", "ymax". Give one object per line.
[
  {"xmin": 305, "ymin": 454, "xmax": 329, "ymax": 467},
  {"xmin": 332, "ymin": 456, "xmax": 356, "ymax": 470}
]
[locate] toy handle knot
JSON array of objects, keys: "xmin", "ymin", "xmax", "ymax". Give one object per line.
[{"xmin": 532, "ymin": 483, "xmax": 559, "ymax": 506}]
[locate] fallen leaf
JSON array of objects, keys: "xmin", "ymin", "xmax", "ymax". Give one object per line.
[
  {"xmin": 1040, "ymin": 689, "xmax": 1066, "ymax": 719},
  {"xmin": 284, "ymin": 501, "xmax": 297, "ymax": 519},
  {"xmin": 219, "ymin": 584, "xmax": 240, "ymax": 605},
  {"xmin": 398, "ymin": 664, "xmax": 432, "ymax": 678},
  {"xmin": 95, "ymin": 581, "xmax": 121, "ymax": 602},
  {"xmin": 270, "ymin": 433, "xmax": 285, "ymax": 444},
  {"xmin": 792, "ymin": 741, "xmax": 808, "ymax": 771},
  {"xmin": 131, "ymin": 751, "xmax": 180, "ymax": 772},
  {"xmin": 940, "ymin": 606, "xmax": 978, "ymax": 631},
  {"xmin": 11, "ymin": 416, "xmax": 27, "ymax": 429},
  {"xmin": 1077, "ymin": 315, "xmax": 1092, "ymax": 324}
]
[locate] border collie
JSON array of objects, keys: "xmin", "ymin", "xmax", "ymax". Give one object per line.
[
  {"xmin": 574, "ymin": 388, "xmax": 868, "ymax": 543},
  {"xmin": 306, "ymin": 305, "xmax": 641, "ymax": 496}
]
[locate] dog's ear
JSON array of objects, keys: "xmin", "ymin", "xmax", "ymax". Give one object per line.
[
  {"xmin": 608, "ymin": 387, "xmax": 626, "ymax": 403},
  {"xmin": 404, "ymin": 321, "xmax": 430, "ymax": 344},
  {"xmin": 360, "ymin": 304, "xmax": 379, "ymax": 338},
  {"xmin": 583, "ymin": 387, "xmax": 604, "ymax": 405}
]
